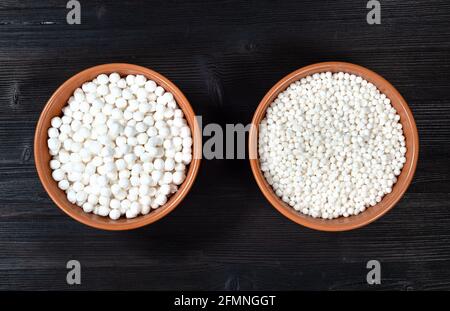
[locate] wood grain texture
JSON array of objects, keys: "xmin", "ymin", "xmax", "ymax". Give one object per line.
[{"xmin": 0, "ymin": 0, "xmax": 450, "ymax": 290}]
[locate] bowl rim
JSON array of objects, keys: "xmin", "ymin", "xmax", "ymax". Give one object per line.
[
  {"xmin": 249, "ymin": 61, "xmax": 419, "ymax": 232},
  {"xmin": 35, "ymin": 63, "xmax": 201, "ymax": 231}
]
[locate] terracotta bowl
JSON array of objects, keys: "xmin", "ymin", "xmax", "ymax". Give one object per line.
[
  {"xmin": 249, "ymin": 62, "xmax": 419, "ymax": 231},
  {"xmin": 35, "ymin": 64, "xmax": 201, "ymax": 230}
]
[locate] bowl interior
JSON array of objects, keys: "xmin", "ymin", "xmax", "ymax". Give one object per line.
[
  {"xmin": 249, "ymin": 62, "xmax": 419, "ymax": 231},
  {"xmin": 35, "ymin": 64, "xmax": 201, "ymax": 230}
]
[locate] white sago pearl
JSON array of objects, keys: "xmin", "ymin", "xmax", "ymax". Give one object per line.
[
  {"xmin": 155, "ymin": 194, "xmax": 168, "ymax": 206},
  {"xmin": 145, "ymin": 80, "xmax": 157, "ymax": 92},
  {"xmin": 172, "ymin": 171, "xmax": 185, "ymax": 185},
  {"xmin": 48, "ymin": 138, "xmax": 61, "ymax": 151},
  {"xmin": 48, "ymin": 127, "xmax": 59, "ymax": 138},
  {"xmin": 48, "ymin": 72, "xmax": 192, "ymax": 220},
  {"xmin": 51, "ymin": 116, "xmax": 63, "ymax": 128},
  {"xmin": 50, "ymin": 159, "xmax": 61, "ymax": 170},
  {"xmin": 155, "ymin": 86, "xmax": 165, "ymax": 97},
  {"xmin": 82, "ymin": 203, "xmax": 94, "ymax": 213},
  {"xmin": 109, "ymin": 72, "xmax": 121, "ymax": 84},
  {"xmin": 109, "ymin": 209, "xmax": 121, "ymax": 220},
  {"xmin": 258, "ymin": 72, "xmax": 406, "ymax": 220},
  {"xmin": 58, "ymin": 179, "xmax": 70, "ymax": 190},
  {"xmin": 97, "ymin": 74, "xmax": 109, "ymax": 85},
  {"xmin": 52, "ymin": 169, "xmax": 65, "ymax": 181}
]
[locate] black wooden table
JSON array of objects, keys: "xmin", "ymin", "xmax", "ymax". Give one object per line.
[{"xmin": 0, "ymin": 0, "xmax": 449, "ymax": 290}]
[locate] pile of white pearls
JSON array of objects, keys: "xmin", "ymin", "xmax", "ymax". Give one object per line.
[
  {"xmin": 258, "ymin": 72, "xmax": 406, "ymax": 219},
  {"xmin": 47, "ymin": 72, "xmax": 193, "ymax": 220}
]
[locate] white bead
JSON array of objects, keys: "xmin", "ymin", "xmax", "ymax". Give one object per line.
[
  {"xmin": 48, "ymin": 127, "xmax": 59, "ymax": 138},
  {"xmin": 67, "ymin": 190, "xmax": 77, "ymax": 203},
  {"xmin": 155, "ymin": 86, "xmax": 165, "ymax": 97},
  {"xmin": 126, "ymin": 75, "xmax": 135, "ymax": 86},
  {"xmin": 162, "ymin": 172, "xmax": 173, "ymax": 184},
  {"xmin": 88, "ymin": 194, "xmax": 99, "ymax": 205},
  {"xmin": 164, "ymin": 158, "xmax": 175, "ymax": 171},
  {"xmin": 172, "ymin": 171, "xmax": 185, "ymax": 185},
  {"xmin": 141, "ymin": 205, "xmax": 151, "ymax": 215},
  {"xmin": 82, "ymin": 202, "xmax": 94, "ymax": 213},
  {"xmin": 151, "ymin": 170, "xmax": 162, "ymax": 182},
  {"xmin": 52, "ymin": 169, "xmax": 65, "ymax": 181},
  {"xmin": 182, "ymin": 153, "xmax": 192, "ymax": 165},
  {"xmin": 98, "ymin": 205, "xmax": 110, "ymax": 216},
  {"xmin": 50, "ymin": 159, "xmax": 61, "ymax": 170},
  {"xmin": 135, "ymin": 75, "xmax": 147, "ymax": 86},
  {"xmin": 97, "ymin": 74, "xmax": 109, "ymax": 85},
  {"xmin": 163, "ymin": 92, "xmax": 174, "ymax": 103},
  {"xmin": 110, "ymin": 199, "xmax": 121, "ymax": 210},
  {"xmin": 174, "ymin": 152, "xmax": 183, "ymax": 163},
  {"xmin": 180, "ymin": 126, "xmax": 191, "ymax": 138},
  {"xmin": 145, "ymin": 80, "xmax": 157, "ymax": 92},
  {"xmin": 155, "ymin": 194, "xmax": 167, "ymax": 206},
  {"xmin": 109, "ymin": 73, "xmax": 121, "ymax": 84},
  {"xmin": 119, "ymin": 178, "xmax": 130, "ymax": 189},
  {"xmin": 58, "ymin": 179, "xmax": 70, "ymax": 190},
  {"xmin": 126, "ymin": 209, "xmax": 137, "ymax": 219},
  {"xmin": 51, "ymin": 117, "xmax": 63, "ymax": 128},
  {"xmin": 116, "ymin": 78, "xmax": 127, "ymax": 88},
  {"xmin": 109, "ymin": 209, "xmax": 121, "ymax": 220},
  {"xmin": 76, "ymin": 190, "xmax": 88, "ymax": 203},
  {"xmin": 48, "ymin": 138, "xmax": 61, "ymax": 151},
  {"xmin": 153, "ymin": 159, "xmax": 165, "ymax": 171},
  {"xmin": 160, "ymin": 184, "xmax": 171, "ymax": 195},
  {"xmin": 137, "ymin": 133, "xmax": 148, "ymax": 145},
  {"xmin": 97, "ymin": 84, "xmax": 109, "ymax": 96}
]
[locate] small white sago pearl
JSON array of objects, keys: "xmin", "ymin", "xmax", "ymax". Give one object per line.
[
  {"xmin": 67, "ymin": 190, "xmax": 77, "ymax": 203},
  {"xmin": 172, "ymin": 171, "xmax": 186, "ymax": 185},
  {"xmin": 182, "ymin": 153, "xmax": 192, "ymax": 165},
  {"xmin": 136, "ymin": 88, "xmax": 148, "ymax": 101},
  {"xmin": 141, "ymin": 205, "xmax": 151, "ymax": 215},
  {"xmin": 50, "ymin": 159, "xmax": 61, "ymax": 170},
  {"xmin": 160, "ymin": 184, "xmax": 171, "ymax": 196},
  {"xmin": 164, "ymin": 158, "xmax": 175, "ymax": 171},
  {"xmin": 58, "ymin": 179, "xmax": 70, "ymax": 190},
  {"xmin": 52, "ymin": 169, "xmax": 65, "ymax": 181},
  {"xmin": 109, "ymin": 73, "xmax": 120, "ymax": 84},
  {"xmin": 110, "ymin": 199, "xmax": 121, "ymax": 210},
  {"xmin": 135, "ymin": 75, "xmax": 147, "ymax": 86},
  {"xmin": 97, "ymin": 74, "xmax": 109, "ymax": 85},
  {"xmin": 126, "ymin": 75, "xmax": 135, "ymax": 86},
  {"xmin": 98, "ymin": 205, "xmax": 110, "ymax": 217},
  {"xmin": 155, "ymin": 86, "xmax": 165, "ymax": 97},
  {"xmin": 109, "ymin": 209, "xmax": 121, "ymax": 220},
  {"xmin": 97, "ymin": 84, "xmax": 109, "ymax": 96},
  {"xmin": 117, "ymin": 78, "xmax": 127, "ymax": 88},
  {"xmin": 51, "ymin": 117, "xmax": 63, "ymax": 128},
  {"xmin": 48, "ymin": 138, "xmax": 61, "ymax": 151},
  {"xmin": 145, "ymin": 80, "xmax": 157, "ymax": 92},
  {"xmin": 155, "ymin": 194, "xmax": 167, "ymax": 206},
  {"xmin": 82, "ymin": 202, "xmax": 94, "ymax": 213}
]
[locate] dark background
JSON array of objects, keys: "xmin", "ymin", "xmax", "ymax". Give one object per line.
[{"xmin": 0, "ymin": 0, "xmax": 449, "ymax": 290}]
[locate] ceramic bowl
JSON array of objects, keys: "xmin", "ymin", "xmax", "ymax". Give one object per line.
[
  {"xmin": 249, "ymin": 62, "xmax": 419, "ymax": 231},
  {"xmin": 35, "ymin": 63, "xmax": 201, "ymax": 230}
]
